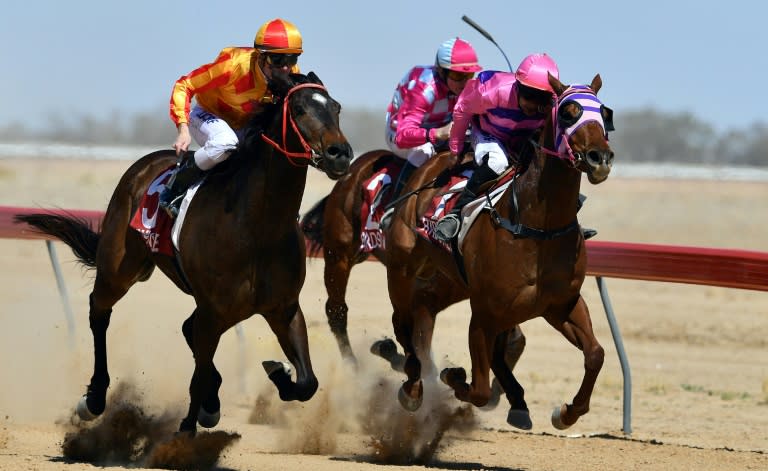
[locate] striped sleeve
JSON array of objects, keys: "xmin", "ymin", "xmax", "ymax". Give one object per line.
[{"xmin": 169, "ymin": 49, "xmax": 235, "ymax": 125}]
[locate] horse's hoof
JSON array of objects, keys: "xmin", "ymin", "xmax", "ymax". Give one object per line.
[
  {"xmin": 197, "ymin": 407, "xmax": 221, "ymax": 428},
  {"xmin": 480, "ymin": 378, "xmax": 503, "ymax": 411},
  {"xmin": 439, "ymin": 368, "xmax": 450, "ymax": 385},
  {"xmin": 370, "ymin": 338, "xmax": 398, "ymax": 361},
  {"xmin": 262, "ymin": 360, "xmax": 292, "ymax": 377},
  {"xmin": 76, "ymin": 395, "xmax": 99, "ymax": 421},
  {"xmin": 507, "ymin": 408, "xmax": 533, "ymax": 430},
  {"xmin": 398, "ymin": 385, "xmax": 423, "ymax": 411},
  {"xmin": 551, "ymin": 404, "xmax": 571, "ymax": 430}
]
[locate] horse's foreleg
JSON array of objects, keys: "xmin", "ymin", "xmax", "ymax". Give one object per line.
[
  {"xmin": 180, "ymin": 310, "xmax": 221, "ymax": 435},
  {"xmin": 546, "ymin": 296, "xmax": 605, "ymax": 429},
  {"xmin": 489, "ymin": 328, "xmax": 531, "ymax": 430},
  {"xmin": 264, "ymin": 303, "xmax": 318, "ymax": 402},
  {"xmin": 324, "ymin": 252, "xmax": 356, "ymax": 365},
  {"xmin": 440, "ymin": 321, "xmax": 493, "ymax": 408},
  {"xmin": 182, "ymin": 314, "xmax": 222, "ymax": 428}
]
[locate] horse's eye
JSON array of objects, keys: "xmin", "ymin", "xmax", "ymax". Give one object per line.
[
  {"xmin": 557, "ymin": 101, "xmax": 582, "ymax": 129},
  {"xmin": 293, "ymin": 104, "xmax": 307, "ymax": 116}
]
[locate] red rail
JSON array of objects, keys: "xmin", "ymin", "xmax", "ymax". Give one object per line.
[{"xmin": 3, "ymin": 206, "xmax": 768, "ymax": 292}]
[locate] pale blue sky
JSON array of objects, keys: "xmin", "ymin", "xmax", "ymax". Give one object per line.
[{"xmin": 1, "ymin": 0, "xmax": 765, "ymax": 132}]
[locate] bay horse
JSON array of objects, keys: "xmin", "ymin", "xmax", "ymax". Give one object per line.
[
  {"xmin": 385, "ymin": 73, "xmax": 614, "ymax": 430},
  {"xmin": 14, "ymin": 71, "xmax": 353, "ymax": 435}
]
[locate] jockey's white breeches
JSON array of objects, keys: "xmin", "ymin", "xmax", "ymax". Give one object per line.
[
  {"xmin": 470, "ymin": 128, "xmax": 509, "ymax": 175},
  {"xmin": 188, "ymin": 105, "xmax": 240, "ymax": 171}
]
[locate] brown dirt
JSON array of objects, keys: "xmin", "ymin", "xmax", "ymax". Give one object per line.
[{"xmin": 0, "ymin": 158, "xmax": 766, "ymax": 470}]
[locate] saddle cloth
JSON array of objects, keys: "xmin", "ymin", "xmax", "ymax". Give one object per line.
[
  {"xmin": 414, "ymin": 169, "xmax": 515, "ymax": 254},
  {"xmin": 128, "ymin": 166, "xmax": 203, "ymax": 256},
  {"xmin": 358, "ymin": 158, "xmax": 403, "ymax": 252}
]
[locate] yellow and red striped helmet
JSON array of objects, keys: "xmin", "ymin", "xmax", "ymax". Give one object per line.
[{"xmin": 253, "ymin": 18, "xmax": 303, "ymax": 54}]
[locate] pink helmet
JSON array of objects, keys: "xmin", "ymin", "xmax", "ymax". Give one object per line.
[
  {"xmin": 435, "ymin": 37, "xmax": 482, "ymax": 72},
  {"xmin": 515, "ymin": 53, "xmax": 559, "ymax": 92}
]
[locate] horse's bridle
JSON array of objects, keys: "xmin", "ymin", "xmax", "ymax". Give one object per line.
[{"xmin": 261, "ymin": 82, "xmax": 327, "ymax": 167}]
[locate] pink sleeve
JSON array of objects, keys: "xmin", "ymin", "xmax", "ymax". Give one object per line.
[
  {"xmin": 394, "ymin": 87, "xmax": 432, "ymax": 148},
  {"xmin": 449, "ymin": 78, "xmax": 489, "ymax": 154}
]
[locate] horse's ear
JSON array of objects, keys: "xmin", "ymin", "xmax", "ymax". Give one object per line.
[
  {"xmin": 548, "ymin": 72, "xmax": 567, "ymax": 96},
  {"xmin": 307, "ymin": 71, "xmax": 324, "ymax": 86},
  {"xmin": 590, "ymin": 74, "xmax": 603, "ymax": 94}
]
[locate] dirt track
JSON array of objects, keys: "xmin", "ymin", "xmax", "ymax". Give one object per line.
[{"xmin": 0, "ymin": 159, "xmax": 766, "ymax": 470}]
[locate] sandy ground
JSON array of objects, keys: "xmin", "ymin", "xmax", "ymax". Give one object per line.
[{"xmin": 0, "ymin": 158, "xmax": 766, "ymax": 470}]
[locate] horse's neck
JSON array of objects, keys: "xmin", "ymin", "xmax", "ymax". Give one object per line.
[
  {"xmin": 241, "ymin": 143, "xmax": 308, "ymax": 227},
  {"xmin": 514, "ymin": 123, "xmax": 581, "ymax": 228}
]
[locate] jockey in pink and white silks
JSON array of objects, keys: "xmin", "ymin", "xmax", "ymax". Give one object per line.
[
  {"xmin": 383, "ymin": 38, "xmax": 482, "ymax": 214},
  {"xmin": 434, "ymin": 53, "xmax": 561, "ymax": 241}
]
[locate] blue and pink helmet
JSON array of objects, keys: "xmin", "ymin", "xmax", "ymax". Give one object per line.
[{"xmin": 435, "ymin": 37, "xmax": 482, "ymax": 72}]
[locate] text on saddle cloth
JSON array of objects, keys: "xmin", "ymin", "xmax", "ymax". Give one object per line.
[
  {"xmin": 358, "ymin": 159, "xmax": 404, "ymax": 253},
  {"xmin": 128, "ymin": 166, "xmax": 204, "ymax": 256}
]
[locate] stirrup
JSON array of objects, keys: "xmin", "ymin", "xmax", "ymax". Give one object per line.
[
  {"xmin": 434, "ymin": 214, "xmax": 460, "ymax": 242},
  {"xmin": 159, "ymin": 193, "xmax": 182, "ymax": 219},
  {"xmin": 379, "ymin": 207, "xmax": 395, "ymax": 230}
]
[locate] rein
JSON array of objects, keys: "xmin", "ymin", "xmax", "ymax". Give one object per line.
[{"xmin": 261, "ymin": 82, "xmax": 326, "ymax": 167}]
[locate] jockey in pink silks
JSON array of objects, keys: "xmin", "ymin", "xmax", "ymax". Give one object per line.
[
  {"xmin": 433, "ymin": 53, "xmax": 561, "ymax": 241},
  {"xmin": 380, "ymin": 38, "xmax": 482, "ymax": 227}
]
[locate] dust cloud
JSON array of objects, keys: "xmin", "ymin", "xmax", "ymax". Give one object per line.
[{"xmin": 60, "ymin": 383, "xmax": 240, "ymax": 470}]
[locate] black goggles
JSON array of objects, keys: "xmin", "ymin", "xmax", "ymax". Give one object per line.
[
  {"xmin": 517, "ymin": 83, "xmax": 552, "ymax": 105},
  {"xmin": 265, "ymin": 53, "xmax": 299, "ymax": 68}
]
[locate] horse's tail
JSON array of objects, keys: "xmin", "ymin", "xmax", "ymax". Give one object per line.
[
  {"xmin": 299, "ymin": 197, "xmax": 327, "ymax": 258},
  {"xmin": 14, "ymin": 213, "xmax": 100, "ymax": 269}
]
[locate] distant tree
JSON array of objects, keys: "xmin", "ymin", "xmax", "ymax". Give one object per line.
[
  {"xmin": 2, "ymin": 106, "xmax": 766, "ymax": 167},
  {"xmin": 610, "ymin": 108, "xmax": 717, "ymax": 164}
]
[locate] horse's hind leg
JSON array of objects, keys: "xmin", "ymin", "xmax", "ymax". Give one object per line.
[
  {"xmin": 440, "ymin": 319, "xmax": 494, "ymax": 408},
  {"xmin": 78, "ymin": 235, "xmax": 152, "ymax": 420},
  {"xmin": 182, "ymin": 314, "xmax": 222, "ymax": 428},
  {"xmin": 324, "ymin": 250, "xmax": 357, "ymax": 365},
  {"xmin": 263, "ymin": 302, "xmax": 319, "ymax": 402},
  {"xmin": 545, "ymin": 295, "xmax": 605, "ymax": 429}
]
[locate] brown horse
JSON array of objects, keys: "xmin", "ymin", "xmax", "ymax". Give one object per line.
[
  {"xmin": 14, "ymin": 71, "xmax": 353, "ymax": 435},
  {"xmin": 385, "ymin": 73, "xmax": 614, "ymax": 430},
  {"xmin": 300, "ymin": 148, "xmax": 523, "ymax": 410}
]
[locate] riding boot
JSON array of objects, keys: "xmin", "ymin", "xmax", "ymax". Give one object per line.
[
  {"xmin": 576, "ymin": 193, "xmax": 598, "ymax": 239},
  {"xmin": 380, "ymin": 161, "xmax": 418, "ymax": 230},
  {"xmin": 159, "ymin": 152, "xmax": 206, "ymax": 219},
  {"xmin": 434, "ymin": 162, "xmax": 498, "ymax": 241}
]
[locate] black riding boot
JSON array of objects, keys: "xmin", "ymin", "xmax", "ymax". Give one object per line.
[
  {"xmin": 434, "ymin": 162, "xmax": 498, "ymax": 241},
  {"xmin": 159, "ymin": 152, "xmax": 206, "ymax": 219},
  {"xmin": 380, "ymin": 161, "xmax": 417, "ymax": 229}
]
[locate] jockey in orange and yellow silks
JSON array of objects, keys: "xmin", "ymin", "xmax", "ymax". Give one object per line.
[{"xmin": 159, "ymin": 18, "xmax": 303, "ymax": 219}]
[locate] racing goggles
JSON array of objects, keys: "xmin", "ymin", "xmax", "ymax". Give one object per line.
[
  {"xmin": 446, "ymin": 70, "xmax": 474, "ymax": 82},
  {"xmin": 265, "ymin": 53, "xmax": 299, "ymax": 68}
]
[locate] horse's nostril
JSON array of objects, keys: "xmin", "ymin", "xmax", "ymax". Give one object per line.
[
  {"xmin": 326, "ymin": 145, "xmax": 343, "ymax": 158},
  {"xmin": 587, "ymin": 150, "xmax": 602, "ymax": 165}
]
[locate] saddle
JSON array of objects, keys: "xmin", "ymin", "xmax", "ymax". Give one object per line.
[{"xmin": 129, "ymin": 166, "xmax": 204, "ymax": 256}]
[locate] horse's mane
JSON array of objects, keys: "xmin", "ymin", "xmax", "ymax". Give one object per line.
[{"xmin": 209, "ymin": 71, "xmax": 323, "ymax": 211}]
